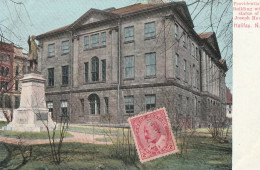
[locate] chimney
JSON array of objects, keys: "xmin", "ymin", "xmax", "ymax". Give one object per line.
[{"xmin": 147, "ymin": 0, "xmax": 166, "ymax": 4}]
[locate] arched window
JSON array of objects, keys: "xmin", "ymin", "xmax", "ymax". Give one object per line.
[
  {"xmin": 88, "ymin": 94, "xmax": 100, "ymax": 115},
  {"xmin": 91, "ymin": 57, "xmax": 99, "ymax": 81}
]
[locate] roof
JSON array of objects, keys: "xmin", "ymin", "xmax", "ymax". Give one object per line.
[
  {"xmin": 36, "ymin": 24, "xmax": 71, "ymax": 39},
  {"xmin": 37, "ymin": 4, "xmax": 157, "ymax": 38},
  {"xmin": 226, "ymin": 87, "xmax": 232, "ymax": 104},
  {"xmin": 199, "ymin": 32, "xmax": 214, "ymax": 39},
  {"xmin": 112, "ymin": 3, "xmax": 156, "ymax": 15},
  {"xmin": 36, "ymin": 2, "xmax": 194, "ymax": 39}
]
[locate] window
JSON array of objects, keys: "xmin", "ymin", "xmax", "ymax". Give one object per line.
[
  {"xmin": 183, "ymin": 32, "xmax": 187, "ymax": 47},
  {"xmin": 47, "ymin": 102, "xmax": 53, "ymax": 118},
  {"xmin": 5, "ymin": 82, "xmax": 9, "ymax": 91},
  {"xmin": 101, "ymin": 32, "xmax": 106, "ymax": 46},
  {"xmin": 104, "ymin": 97, "xmax": 109, "ymax": 114},
  {"xmin": 6, "ymin": 55, "xmax": 10, "ymax": 61},
  {"xmin": 62, "ymin": 66, "xmax": 69, "ymax": 85},
  {"xmin": 88, "ymin": 94, "xmax": 100, "ymax": 115},
  {"xmin": 175, "ymin": 54, "xmax": 179, "ymax": 78},
  {"xmin": 0, "ymin": 95, "xmax": 3, "ymax": 108},
  {"xmin": 125, "ymin": 56, "xmax": 134, "ymax": 79},
  {"xmin": 124, "ymin": 26, "xmax": 134, "ymax": 42},
  {"xmin": 0, "ymin": 82, "xmax": 4, "ymax": 90},
  {"xmin": 192, "ymin": 43, "xmax": 195, "ymax": 57},
  {"xmin": 91, "ymin": 34, "xmax": 99, "ymax": 48},
  {"xmin": 15, "ymin": 80, "xmax": 19, "ymax": 91},
  {"xmin": 5, "ymin": 95, "xmax": 11, "ymax": 108},
  {"xmin": 101, "ymin": 59, "xmax": 106, "ymax": 81},
  {"xmin": 196, "ymin": 47, "xmax": 199, "ymax": 59},
  {"xmin": 145, "ymin": 53, "xmax": 156, "ymax": 77},
  {"xmin": 48, "ymin": 68, "xmax": 54, "ymax": 87},
  {"xmin": 178, "ymin": 94, "xmax": 182, "ymax": 114},
  {"xmin": 184, "ymin": 59, "xmax": 187, "ymax": 81},
  {"xmin": 145, "ymin": 22, "xmax": 155, "ymax": 38},
  {"xmin": 146, "ymin": 95, "xmax": 156, "ymax": 111},
  {"xmin": 197, "ymin": 70, "xmax": 199, "ymax": 88},
  {"xmin": 175, "ymin": 24, "xmax": 179, "ymax": 39},
  {"xmin": 48, "ymin": 44, "xmax": 55, "ymax": 57},
  {"xmin": 84, "ymin": 62, "xmax": 89, "ymax": 82},
  {"xmin": 62, "ymin": 40, "xmax": 69, "ymax": 54},
  {"xmin": 6, "ymin": 67, "xmax": 9, "ymax": 77},
  {"xmin": 84, "ymin": 36, "xmax": 89, "ymax": 49},
  {"xmin": 23, "ymin": 65, "xmax": 26, "ymax": 74},
  {"xmin": 186, "ymin": 97, "xmax": 189, "ymax": 114},
  {"xmin": 61, "ymin": 101, "xmax": 69, "ymax": 119},
  {"xmin": 125, "ymin": 96, "xmax": 134, "ymax": 114},
  {"xmin": 194, "ymin": 97, "xmax": 197, "ymax": 116},
  {"xmin": 16, "ymin": 66, "xmax": 19, "ymax": 76},
  {"xmin": 190, "ymin": 65, "xmax": 193, "ymax": 86},
  {"xmin": 80, "ymin": 99, "xmax": 84, "ymax": 113},
  {"xmin": 91, "ymin": 57, "xmax": 99, "ymax": 81},
  {"xmin": 193, "ymin": 65, "xmax": 196, "ymax": 87},
  {"xmin": 14, "ymin": 96, "xmax": 20, "ymax": 109},
  {"xmin": 1, "ymin": 67, "xmax": 4, "ymax": 76}
]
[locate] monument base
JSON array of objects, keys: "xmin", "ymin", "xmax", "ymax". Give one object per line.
[
  {"xmin": 2, "ymin": 73, "xmax": 55, "ymax": 132},
  {"xmin": 3, "ymin": 108, "xmax": 55, "ymax": 132}
]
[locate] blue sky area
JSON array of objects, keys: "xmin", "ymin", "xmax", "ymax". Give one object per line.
[{"xmin": 0, "ymin": 0, "xmax": 232, "ymax": 91}]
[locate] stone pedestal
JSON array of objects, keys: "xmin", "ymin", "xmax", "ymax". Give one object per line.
[{"xmin": 3, "ymin": 72, "xmax": 55, "ymax": 132}]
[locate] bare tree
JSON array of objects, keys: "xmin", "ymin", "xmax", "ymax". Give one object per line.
[
  {"xmin": 32, "ymin": 95, "xmax": 70, "ymax": 165},
  {"xmin": 206, "ymin": 102, "xmax": 229, "ymax": 143}
]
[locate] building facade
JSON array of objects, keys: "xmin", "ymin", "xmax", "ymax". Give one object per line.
[
  {"xmin": 36, "ymin": 1, "xmax": 227, "ymax": 127},
  {"xmin": 226, "ymin": 87, "xmax": 232, "ymax": 119},
  {"xmin": 0, "ymin": 42, "xmax": 28, "ymax": 121}
]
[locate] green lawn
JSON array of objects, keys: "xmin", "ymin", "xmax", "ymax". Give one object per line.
[
  {"xmin": 0, "ymin": 123, "xmax": 232, "ymax": 169},
  {"xmin": 0, "ymin": 121, "xmax": 8, "ymax": 129},
  {"xmin": 0, "ymin": 130, "xmax": 73, "ymax": 139},
  {"xmin": 0, "ymin": 135, "xmax": 232, "ymax": 169},
  {"xmin": 68, "ymin": 125, "xmax": 128, "ymax": 136},
  {"xmin": 0, "ymin": 121, "xmax": 73, "ymax": 139}
]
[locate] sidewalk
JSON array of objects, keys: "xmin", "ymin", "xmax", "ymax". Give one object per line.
[{"xmin": 0, "ymin": 131, "xmax": 112, "ymax": 145}]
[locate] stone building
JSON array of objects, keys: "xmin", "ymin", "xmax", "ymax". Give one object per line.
[
  {"xmin": 36, "ymin": 1, "xmax": 227, "ymax": 127},
  {"xmin": 226, "ymin": 87, "xmax": 232, "ymax": 119},
  {"xmin": 0, "ymin": 42, "xmax": 28, "ymax": 121},
  {"xmin": 12, "ymin": 47, "xmax": 29, "ymax": 109}
]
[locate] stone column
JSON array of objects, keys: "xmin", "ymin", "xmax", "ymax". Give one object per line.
[
  {"xmin": 111, "ymin": 29, "xmax": 119, "ymax": 84},
  {"xmin": 72, "ymin": 36, "xmax": 79, "ymax": 87},
  {"xmin": 201, "ymin": 50, "xmax": 207, "ymax": 91}
]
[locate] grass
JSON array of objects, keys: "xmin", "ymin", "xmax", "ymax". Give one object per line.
[
  {"xmin": 0, "ymin": 123, "xmax": 232, "ymax": 169},
  {"xmin": 0, "ymin": 121, "xmax": 8, "ymax": 129},
  {"xmin": 68, "ymin": 125, "xmax": 128, "ymax": 136},
  {"xmin": 0, "ymin": 135, "xmax": 232, "ymax": 169},
  {"xmin": 0, "ymin": 121, "xmax": 73, "ymax": 139},
  {"xmin": 0, "ymin": 130, "xmax": 73, "ymax": 139},
  {"xmin": 96, "ymin": 135, "xmax": 135, "ymax": 143}
]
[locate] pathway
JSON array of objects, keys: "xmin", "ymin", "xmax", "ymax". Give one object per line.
[{"xmin": 0, "ymin": 131, "xmax": 112, "ymax": 145}]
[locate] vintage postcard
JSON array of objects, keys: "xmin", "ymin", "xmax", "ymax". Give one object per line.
[{"xmin": 2, "ymin": 0, "xmax": 256, "ymax": 169}]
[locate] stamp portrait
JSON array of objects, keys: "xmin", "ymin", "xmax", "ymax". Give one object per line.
[{"xmin": 128, "ymin": 107, "xmax": 178, "ymax": 163}]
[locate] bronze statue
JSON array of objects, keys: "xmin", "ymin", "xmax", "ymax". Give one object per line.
[{"xmin": 27, "ymin": 35, "xmax": 38, "ymax": 72}]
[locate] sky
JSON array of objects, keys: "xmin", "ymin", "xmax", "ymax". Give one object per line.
[{"xmin": 0, "ymin": 0, "xmax": 232, "ymax": 91}]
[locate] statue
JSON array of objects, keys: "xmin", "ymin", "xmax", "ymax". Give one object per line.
[{"xmin": 27, "ymin": 35, "xmax": 38, "ymax": 72}]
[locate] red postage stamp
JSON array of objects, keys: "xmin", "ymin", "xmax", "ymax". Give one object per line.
[{"xmin": 128, "ymin": 107, "xmax": 178, "ymax": 163}]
